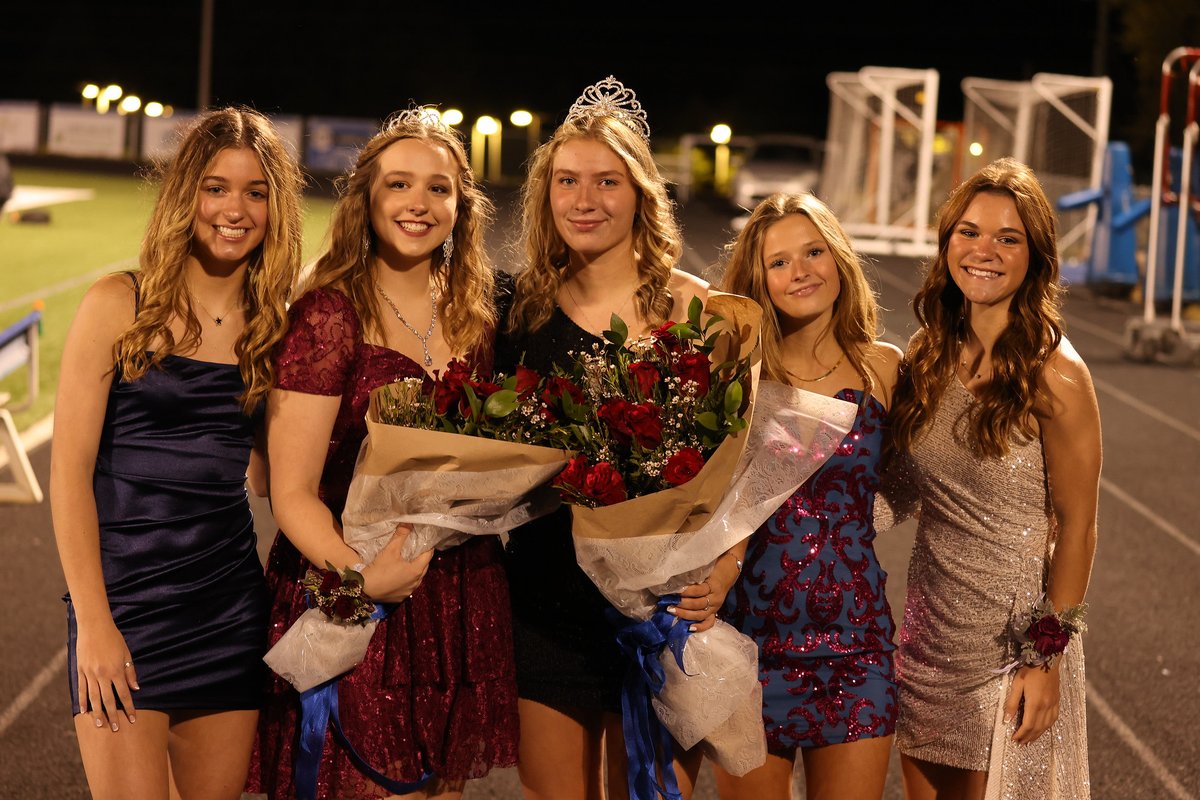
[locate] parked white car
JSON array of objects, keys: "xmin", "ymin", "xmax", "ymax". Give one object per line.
[{"xmin": 730, "ymin": 135, "xmax": 822, "ymax": 213}]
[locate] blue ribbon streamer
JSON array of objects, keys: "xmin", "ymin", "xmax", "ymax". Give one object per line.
[
  {"xmin": 294, "ymin": 603, "xmax": 434, "ymax": 800},
  {"xmin": 607, "ymin": 594, "xmax": 693, "ymax": 800}
]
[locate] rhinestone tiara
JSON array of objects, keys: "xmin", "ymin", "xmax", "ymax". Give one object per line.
[
  {"xmin": 564, "ymin": 76, "xmax": 651, "ymax": 143},
  {"xmin": 390, "ymin": 104, "xmax": 447, "ymax": 130}
]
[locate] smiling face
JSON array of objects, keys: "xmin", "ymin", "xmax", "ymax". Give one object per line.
[
  {"xmin": 762, "ymin": 213, "xmax": 841, "ymax": 332},
  {"xmin": 947, "ymin": 191, "xmax": 1030, "ymax": 311},
  {"xmin": 191, "ymin": 147, "xmax": 269, "ymax": 270},
  {"xmin": 549, "ymin": 137, "xmax": 639, "ymax": 264},
  {"xmin": 369, "ymin": 138, "xmax": 458, "ymax": 268}
]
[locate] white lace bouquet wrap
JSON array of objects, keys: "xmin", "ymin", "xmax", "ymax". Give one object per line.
[
  {"xmin": 572, "ymin": 379, "xmax": 856, "ymax": 775},
  {"xmin": 264, "ymin": 394, "xmax": 570, "ymax": 693}
]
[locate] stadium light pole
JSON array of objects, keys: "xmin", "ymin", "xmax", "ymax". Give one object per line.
[
  {"xmin": 198, "ymin": 0, "xmax": 214, "ymax": 110},
  {"xmin": 711, "ymin": 124, "xmax": 732, "ymax": 195}
]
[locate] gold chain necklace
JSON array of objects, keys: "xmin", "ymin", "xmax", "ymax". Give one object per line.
[
  {"xmin": 376, "ymin": 281, "xmax": 438, "ymax": 366},
  {"xmin": 190, "ymin": 293, "xmax": 242, "ymax": 327},
  {"xmin": 791, "ymin": 353, "xmax": 845, "ymax": 383}
]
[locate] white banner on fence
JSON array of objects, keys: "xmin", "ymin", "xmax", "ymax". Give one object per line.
[
  {"xmin": 47, "ymin": 105, "xmax": 126, "ymax": 158},
  {"xmin": 141, "ymin": 112, "xmax": 201, "ymax": 162},
  {"xmin": 0, "ymin": 101, "xmax": 39, "ymax": 153}
]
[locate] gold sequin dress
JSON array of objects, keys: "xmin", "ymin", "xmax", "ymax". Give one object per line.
[{"xmin": 895, "ymin": 379, "xmax": 1090, "ymax": 799}]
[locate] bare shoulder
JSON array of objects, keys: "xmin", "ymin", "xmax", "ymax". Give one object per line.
[
  {"xmin": 74, "ymin": 273, "xmax": 137, "ymax": 339},
  {"xmin": 1037, "ymin": 336, "xmax": 1098, "ymax": 418},
  {"xmin": 865, "ymin": 340, "xmax": 903, "ymax": 406},
  {"xmin": 669, "ymin": 269, "xmax": 710, "ymax": 306}
]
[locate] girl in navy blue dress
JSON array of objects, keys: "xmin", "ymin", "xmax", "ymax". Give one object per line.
[
  {"xmin": 50, "ymin": 108, "xmax": 303, "ymax": 799},
  {"xmin": 715, "ymin": 193, "xmax": 901, "ymax": 800}
]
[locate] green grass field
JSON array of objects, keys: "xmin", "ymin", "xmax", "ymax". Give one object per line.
[{"xmin": 0, "ymin": 167, "xmax": 337, "ymax": 431}]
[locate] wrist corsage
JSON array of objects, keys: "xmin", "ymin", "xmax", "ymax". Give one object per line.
[
  {"xmin": 998, "ymin": 594, "xmax": 1088, "ymax": 674},
  {"xmin": 301, "ymin": 562, "xmax": 376, "ymax": 626}
]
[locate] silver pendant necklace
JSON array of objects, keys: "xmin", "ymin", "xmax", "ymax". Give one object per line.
[{"xmin": 376, "ymin": 281, "xmax": 438, "ymax": 367}]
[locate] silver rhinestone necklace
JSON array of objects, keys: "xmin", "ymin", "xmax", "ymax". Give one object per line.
[{"xmin": 376, "ymin": 281, "xmax": 437, "ymax": 367}]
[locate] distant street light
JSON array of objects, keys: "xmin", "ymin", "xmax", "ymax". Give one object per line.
[
  {"xmin": 711, "ymin": 124, "xmax": 733, "ymax": 195},
  {"xmin": 96, "ymin": 84, "xmax": 123, "ymax": 114},
  {"xmin": 81, "ymin": 84, "xmax": 100, "ymax": 104},
  {"xmin": 969, "ymin": 141, "xmax": 984, "ymax": 157},
  {"xmin": 441, "ymin": 108, "xmax": 464, "ymax": 126},
  {"xmin": 475, "ymin": 115, "xmax": 499, "ymax": 136},
  {"xmin": 472, "ymin": 116, "xmax": 502, "ymax": 181},
  {"xmin": 119, "ymin": 96, "xmax": 142, "ymax": 115},
  {"xmin": 511, "ymin": 109, "xmax": 542, "ymax": 162},
  {"xmin": 145, "ymin": 102, "xmax": 164, "ymax": 118},
  {"xmin": 510, "ymin": 110, "xmax": 533, "ymax": 127}
]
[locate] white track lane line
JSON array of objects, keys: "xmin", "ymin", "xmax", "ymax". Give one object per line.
[
  {"xmin": 1092, "ymin": 376, "xmax": 1200, "ymax": 446},
  {"xmin": 0, "ymin": 258, "xmax": 136, "ymax": 315},
  {"xmin": 1101, "ymin": 477, "xmax": 1200, "ymax": 557},
  {"xmin": 0, "ymin": 646, "xmax": 67, "ymax": 737},
  {"xmin": 1088, "ymin": 683, "xmax": 1197, "ymax": 799}
]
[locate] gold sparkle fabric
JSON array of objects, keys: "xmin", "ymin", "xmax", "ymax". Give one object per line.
[{"xmin": 895, "ymin": 379, "xmax": 1090, "ymax": 797}]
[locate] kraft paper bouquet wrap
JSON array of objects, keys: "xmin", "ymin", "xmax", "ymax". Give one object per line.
[
  {"xmin": 264, "ymin": 364, "xmax": 573, "ymax": 693},
  {"xmin": 552, "ymin": 294, "xmax": 858, "ymax": 784}
]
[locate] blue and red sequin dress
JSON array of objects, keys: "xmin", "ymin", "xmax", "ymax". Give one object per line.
[
  {"xmin": 722, "ymin": 388, "xmax": 897, "ymax": 751},
  {"xmin": 248, "ymin": 288, "xmax": 518, "ymax": 798}
]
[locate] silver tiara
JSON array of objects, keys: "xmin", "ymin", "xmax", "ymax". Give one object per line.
[
  {"xmin": 391, "ymin": 104, "xmax": 446, "ymax": 130},
  {"xmin": 564, "ymin": 76, "xmax": 651, "ymax": 143}
]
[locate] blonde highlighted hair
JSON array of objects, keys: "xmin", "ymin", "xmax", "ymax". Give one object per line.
[
  {"xmin": 720, "ymin": 192, "xmax": 879, "ymax": 395},
  {"xmin": 113, "ymin": 107, "xmax": 304, "ymax": 413},
  {"xmin": 888, "ymin": 157, "xmax": 1064, "ymax": 459},
  {"xmin": 303, "ymin": 112, "xmax": 496, "ymax": 356},
  {"xmin": 507, "ymin": 113, "xmax": 681, "ymax": 334}
]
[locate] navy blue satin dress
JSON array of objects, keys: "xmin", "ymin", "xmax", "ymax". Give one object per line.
[{"xmin": 66, "ymin": 354, "xmax": 268, "ymax": 714}]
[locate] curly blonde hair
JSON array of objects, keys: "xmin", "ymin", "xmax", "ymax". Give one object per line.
[
  {"xmin": 720, "ymin": 192, "xmax": 879, "ymax": 393},
  {"xmin": 113, "ymin": 107, "xmax": 304, "ymax": 413},
  {"xmin": 889, "ymin": 157, "xmax": 1064, "ymax": 459},
  {"xmin": 303, "ymin": 112, "xmax": 496, "ymax": 356},
  {"xmin": 507, "ymin": 113, "xmax": 681, "ymax": 334}
]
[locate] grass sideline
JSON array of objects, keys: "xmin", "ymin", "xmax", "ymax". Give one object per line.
[{"xmin": 0, "ymin": 167, "xmax": 337, "ymax": 432}]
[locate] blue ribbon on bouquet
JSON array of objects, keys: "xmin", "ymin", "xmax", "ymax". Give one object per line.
[
  {"xmin": 295, "ymin": 603, "xmax": 434, "ymax": 800},
  {"xmin": 607, "ymin": 594, "xmax": 693, "ymax": 800}
]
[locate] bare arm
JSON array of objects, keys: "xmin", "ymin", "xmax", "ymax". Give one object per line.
[
  {"xmin": 672, "ymin": 542, "xmax": 750, "ymax": 632},
  {"xmin": 1006, "ymin": 338, "xmax": 1101, "ymax": 745},
  {"xmin": 50, "ymin": 274, "xmax": 138, "ymax": 730},
  {"xmin": 267, "ymin": 388, "xmax": 430, "ymax": 602}
]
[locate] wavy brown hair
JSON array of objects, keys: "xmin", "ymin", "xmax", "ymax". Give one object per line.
[
  {"xmin": 507, "ymin": 113, "xmax": 681, "ymax": 334},
  {"xmin": 720, "ymin": 192, "xmax": 879, "ymax": 394},
  {"xmin": 113, "ymin": 107, "xmax": 304, "ymax": 413},
  {"xmin": 889, "ymin": 157, "xmax": 1064, "ymax": 459},
  {"xmin": 303, "ymin": 111, "xmax": 496, "ymax": 356}
]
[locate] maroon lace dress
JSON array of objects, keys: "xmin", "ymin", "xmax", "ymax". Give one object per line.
[{"xmin": 248, "ymin": 287, "xmax": 518, "ymax": 798}]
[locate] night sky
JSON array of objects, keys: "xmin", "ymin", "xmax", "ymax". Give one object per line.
[{"xmin": 0, "ymin": 2, "xmax": 1165, "ymax": 148}]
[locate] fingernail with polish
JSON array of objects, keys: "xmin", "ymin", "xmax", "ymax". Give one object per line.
[
  {"xmin": 667, "ymin": 607, "xmax": 677, "ymax": 615},
  {"xmin": 94, "ymin": 718, "xmax": 103, "ymax": 728},
  {"xmin": 111, "ymin": 723, "xmax": 118, "ymax": 732}
]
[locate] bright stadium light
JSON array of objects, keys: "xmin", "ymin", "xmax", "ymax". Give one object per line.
[
  {"xmin": 119, "ymin": 95, "xmax": 142, "ymax": 114},
  {"xmin": 440, "ymin": 108, "xmax": 464, "ymax": 126},
  {"xmin": 969, "ymin": 141, "xmax": 984, "ymax": 157},
  {"xmin": 510, "ymin": 110, "xmax": 533, "ymax": 127},
  {"xmin": 710, "ymin": 124, "xmax": 732, "ymax": 145},
  {"xmin": 475, "ymin": 115, "xmax": 499, "ymax": 136},
  {"xmin": 145, "ymin": 102, "xmax": 164, "ymax": 118},
  {"xmin": 103, "ymin": 84, "xmax": 123, "ymax": 101},
  {"xmin": 82, "ymin": 84, "xmax": 100, "ymax": 100}
]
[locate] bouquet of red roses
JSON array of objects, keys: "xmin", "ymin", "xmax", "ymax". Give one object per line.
[
  {"xmin": 264, "ymin": 360, "xmax": 573, "ymax": 693},
  {"xmin": 553, "ymin": 293, "xmax": 859, "ymax": 783}
]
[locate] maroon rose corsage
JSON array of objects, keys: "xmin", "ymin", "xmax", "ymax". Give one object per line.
[{"xmin": 997, "ymin": 594, "xmax": 1089, "ymax": 673}]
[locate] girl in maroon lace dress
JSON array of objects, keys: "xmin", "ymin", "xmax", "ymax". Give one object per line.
[
  {"xmin": 715, "ymin": 193, "xmax": 901, "ymax": 800},
  {"xmin": 248, "ymin": 110, "xmax": 517, "ymax": 799}
]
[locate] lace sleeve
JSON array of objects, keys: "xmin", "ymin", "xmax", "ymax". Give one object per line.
[
  {"xmin": 274, "ymin": 288, "xmax": 361, "ymax": 396},
  {"xmin": 875, "ymin": 451, "xmax": 922, "ymax": 533}
]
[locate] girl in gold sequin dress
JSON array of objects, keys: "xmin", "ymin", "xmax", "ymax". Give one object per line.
[{"xmin": 887, "ymin": 158, "xmax": 1101, "ymax": 800}]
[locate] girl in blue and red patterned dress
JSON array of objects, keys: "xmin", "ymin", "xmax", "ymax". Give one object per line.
[
  {"xmin": 247, "ymin": 109, "xmax": 517, "ymax": 799},
  {"xmin": 714, "ymin": 193, "xmax": 901, "ymax": 800}
]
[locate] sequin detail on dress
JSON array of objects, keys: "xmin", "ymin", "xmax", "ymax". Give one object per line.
[
  {"xmin": 895, "ymin": 379, "xmax": 1090, "ymax": 798},
  {"xmin": 247, "ymin": 288, "xmax": 518, "ymax": 799},
  {"xmin": 723, "ymin": 389, "xmax": 897, "ymax": 750}
]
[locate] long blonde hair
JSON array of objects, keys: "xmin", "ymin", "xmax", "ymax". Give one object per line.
[
  {"xmin": 507, "ymin": 114, "xmax": 681, "ymax": 333},
  {"xmin": 113, "ymin": 107, "xmax": 304, "ymax": 413},
  {"xmin": 889, "ymin": 157, "xmax": 1063, "ymax": 459},
  {"xmin": 720, "ymin": 192, "xmax": 879, "ymax": 394},
  {"xmin": 303, "ymin": 112, "xmax": 496, "ymax": 356}
]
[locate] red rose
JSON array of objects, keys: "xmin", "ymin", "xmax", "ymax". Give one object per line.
[
  {"xmin": 318, "ymin": 570, "xmax": 341, "ymax": 595},
  {"xmin": 432, "ymin": 360, "xmax": 472, "ymax": 416},
  {"xmin": 540, "ymin": 376, "xmax": 586, "ymax": 421},
  {"xmin": 331, "ymin": 593, "xmax": 360, "ymax": 621},
  {"xmin": 514, "ymin": 365, "xmax": 541, "ymax": 399},
  {"xmin": 663, "ymin": 447, "xmax": 706, "ymax": 486},
  {"xmin": 582, "ymin": 461, "xmax": 628, "ymax": 506},
  {"xmin": 1028, "ymin": 615, "xmax": 1070, "ymax": 657},
  {"xmin": 553, "ymin": 455, "xmax": 589, "ymax": 493},
  {"xmin": 651, "ymin": 321, "xmax": 681, "ymax": 354},
  {"xmin": 626, "ymin": 402, "xmax": 663, "ymax": 449},
  {"xmin": 628, "ymin": 360, "xmax": 660, "ymax": 400},
  {"xmin": 598, "ymin": 398, "xmax": 632, "ymax": 442},
  {"xmin": 674, "ymin": 352, "xmax": 711, "ymax": 395}
]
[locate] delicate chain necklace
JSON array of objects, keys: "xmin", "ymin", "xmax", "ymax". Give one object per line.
[
  {"xmin": 791, "ymin": 353, "xmax": 845, "ymax": 383},
  {"xmin": 958, "ymin": 339, "xmax": 988, "ymax": 381},
  {"xmin": 376, "ymin": 281, "xmax": 438, "ymax": 367},
  {"xmin": 190, "ymin": 293, "xmax": 242, "ymax": 327},
  {"xmin": 563, "ymin": 278, "xmax": 638, "ymax": 333}
]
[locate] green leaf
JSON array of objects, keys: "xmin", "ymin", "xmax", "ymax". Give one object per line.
[
  {"xmin": 688, "ymin": 295, "xmax": 703, "ymax": 327},
  {"xmin": 724, "ymin": 381, "xmax": 743, "ymax": 416},
  {"xmin": 483, "ymin": 389, "xmax": 519, "ymax": 418},
  {"xmin": 696, "ymin": 411, "xmax": 720, "ymax": 431},
  {"xmin": 463, "ymin": 383, "xmax": 482, "ymax": 420},
  {"xmin": 605, "ymin": 314, "xmax": 629, "ymax": 348},
  {"xmin": 562, "ymin": 390, "xmax": 587, "ymax": 423}
]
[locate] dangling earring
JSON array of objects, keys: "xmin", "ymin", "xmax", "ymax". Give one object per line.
[
  {"xmin": 362, "ymin": 230, "xmax": 371, "ymax": 265},
  {"xmin": 442, "ymin": 233, "xmax": 454, "ymax": 267}
]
